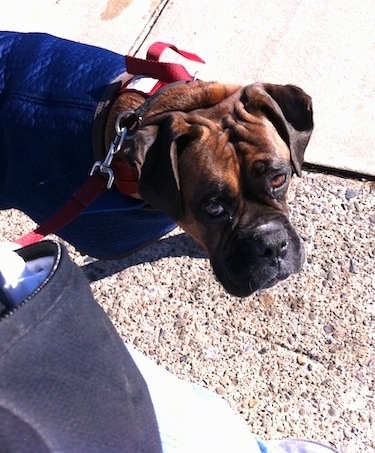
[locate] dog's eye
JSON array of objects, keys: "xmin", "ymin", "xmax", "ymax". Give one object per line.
[
  {"xmin": 205, "ymin": 202, "xmax": 225, "ymax": 217},
  {"xmin": 271, "ymin": 174, "xmax": 287, "ymax": 189}
]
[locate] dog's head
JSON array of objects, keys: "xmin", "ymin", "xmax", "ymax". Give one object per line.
[{"xmin": 120, "ymin": 81, "xmax": 313, "ymax": 296}]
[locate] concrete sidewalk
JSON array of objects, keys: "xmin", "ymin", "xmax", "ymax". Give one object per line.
[
  {"xmin": 1, "ymin": 0, "xmax": 374, "ymax": 177},
  {"xmin": 139, "ymin": 0, "xmax": 375, "ymax": 178},
  {"xmin": 1, "ymin": 2, "xmax": 374, "ymax": 452}
]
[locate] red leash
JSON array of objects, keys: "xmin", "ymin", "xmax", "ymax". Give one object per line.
[
  {"xmin": 16, "ymin": 174, "xmax": 107, "ymax": 247},
  {"xmin": 15, "ymin": 43, "xmax": 204, "ymax": 247},
  {"xmin": 16, "ymin": 161, "xmax": 139, "ymax": 247}
]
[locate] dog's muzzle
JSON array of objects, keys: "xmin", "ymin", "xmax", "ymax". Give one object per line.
[{"xmin": 210, "ymin": 215, "xmax": 305, "ymax": 297}]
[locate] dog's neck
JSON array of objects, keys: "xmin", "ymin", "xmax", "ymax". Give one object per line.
[
  {"xmin": 103, "ymin": 74, "xmax": 151, "ymax": 152},
  {"xmin": 94, "ymin": 73, "xmax": 164, "ymax": 199}
]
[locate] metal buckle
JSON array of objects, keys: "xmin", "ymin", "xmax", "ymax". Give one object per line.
[{"xmin": 90, "ymin": 111, "xmax": 140, "ymax": 189}]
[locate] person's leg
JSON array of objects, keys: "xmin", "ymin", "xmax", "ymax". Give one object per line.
[
  {"xmin": 127, "ymin": 344, "xmax": 265, "ymax": 453},
  {"xmin": 128, "ymin": 345, "xmax": 340, "ymax": 453},
  {"xmin": 133, "ymin": 347, "xmax": 342, "ymax": 453}
]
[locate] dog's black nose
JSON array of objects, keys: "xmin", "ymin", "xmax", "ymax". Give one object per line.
[
  {"xmin": 252, "ymin": 221, "xmax": 289, "ymax": 263},
  {"xmin": 256, "ymin": 238, "xmax": 289, "ymax": 261}
]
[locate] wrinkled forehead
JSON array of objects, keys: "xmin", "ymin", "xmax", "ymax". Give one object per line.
[
  {"xmin": 180, "ymin": 114, "xmax": 291, "ymax": 184},
  {"xmin": 224, "ymin": 109, "xmax": 291, "ymax": 157},
  {"xmin": 178, "ymin": 124, "xmax": 241, "ymax": 192}
]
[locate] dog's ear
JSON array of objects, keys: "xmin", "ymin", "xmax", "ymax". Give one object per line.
[
  {"xmin": 123, "ymin": 113, "xmax": 198, "ymax": 220},
  {"xmin": 244, "ymin": 83, "xmax": 314, "ymax": 176}
]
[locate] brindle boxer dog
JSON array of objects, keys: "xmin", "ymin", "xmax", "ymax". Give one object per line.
[
  {"xmin": 106, "ymin": 81, "xmax": 313, "ymax": 297},
  {"xmin": 1, "ymin": 32, "xmax": 312, "ymax": 297}
]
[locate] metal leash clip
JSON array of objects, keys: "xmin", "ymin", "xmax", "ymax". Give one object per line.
[{"xmin": 90, "ymin": 111, "xmax": 140, "ymax": 189}]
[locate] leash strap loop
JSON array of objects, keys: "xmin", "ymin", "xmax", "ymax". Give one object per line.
[
  {"xmin": 125, "ymin": 58, "xmax": 192, "ymax": 83},
  {"xmin": 126, "ymin": 42, "xmax": 205, "ymax": 83},
  {"xmin": 146, "ymin": 42, "xmax": 205, "ymax": 64}
]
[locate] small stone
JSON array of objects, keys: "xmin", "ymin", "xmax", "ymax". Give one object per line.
[
  {"xmin": 355, "ymin": 370, "xmax": 366, "ymax": 383},
  {"xmin": 369, "ymin": 214, "xmax": 375, "ymax": 224},
  {"xmin": 308, "ymin": 311, "xmax": 317, "ymax": 321},
  {"xmin": 248, "ymin": 398, "xmax": 258, "ymax": 409},
  {"xmin": 157, "ymin": 328, "xmax": 166, "ymax": 342},
  {"xmin": 349, "ymin": 259, "xmax": 356, "ymax": 273},
  {"xmin": 323, "ymin": 324, "xmax": 335, "ymax": 334},
  {"xmin": 219, "ymin": 378, "xmax": 228, "ymax": 387},
  {"xmin": 297, "ymin": 354, "xmax": 307, "ymax": 365},
  {"xmin": 345, "ymin": 188, "xmax": 358, "ymax": 200},
  {"xmin": 329, "ymin": 344, "xmax": 340, "ymax": 353},
  {"xmin": 328, "ymin": 406, "xmax": 337, "ymax": 417},
  {"xmin": 215, "ymin": 385, "xmax": 226, "ymax": 395},
  {"xmin": 258, "ymin": 348, "xmax": 267, "ymax": 355},
  {"xmin": 202, "ymin": 347, "xmax": 219, "ymax": 360},
  {"xmin": 106, "ymin": 307, "xmax": 116, "ymax": 318},
  {"xmin": 343, "ymin": 427, "xmax": 352, "ymax": 439}
]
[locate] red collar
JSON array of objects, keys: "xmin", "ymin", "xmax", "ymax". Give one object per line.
[{"xmin": 112, "ymin": 160, "xmax": 139, "ymax": 195}]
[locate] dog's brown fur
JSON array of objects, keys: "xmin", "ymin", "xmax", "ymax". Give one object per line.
[{"xmin": 104, "ymin": 80, "xmax": 313, "ymax": 296}]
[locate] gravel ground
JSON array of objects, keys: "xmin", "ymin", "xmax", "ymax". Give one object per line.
[{"xmin": 1, "ymin": 171, "xmax": 374, "ymax": 453}]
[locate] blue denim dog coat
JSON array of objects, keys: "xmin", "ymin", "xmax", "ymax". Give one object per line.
[{"xmin": 0, "ymin": 31, "xmax": 176, "ymax": 258}]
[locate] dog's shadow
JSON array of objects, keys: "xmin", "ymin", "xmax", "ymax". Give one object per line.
[{"xmin": 81, "ymin": 232, "xmax": 207, "ymax": 282}]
